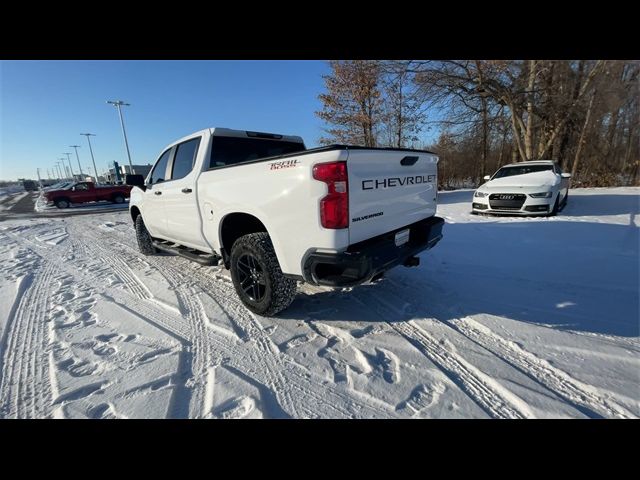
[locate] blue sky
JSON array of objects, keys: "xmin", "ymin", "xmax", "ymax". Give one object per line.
[{"xmin": 1, "ymin": 61, "xmax": 439, "ymax": 181}]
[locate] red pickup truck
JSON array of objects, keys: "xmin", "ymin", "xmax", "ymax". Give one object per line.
[{"xmin": 45, "ymin": 182, "xmax": 132, "ymax": 209}]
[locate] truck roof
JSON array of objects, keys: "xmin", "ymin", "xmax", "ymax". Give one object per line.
[
  {"xmin": 209, "ymin": 128, "xmax": 436, "ymax": 155},
  {"xmin": 211, "ymin": 127, "xmax": 304, "ymax": 145}
]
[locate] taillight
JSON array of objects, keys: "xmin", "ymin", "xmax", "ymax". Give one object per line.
[{"xmin": 312, "ymin": 161, "xmax": 348, "ymax": 229}]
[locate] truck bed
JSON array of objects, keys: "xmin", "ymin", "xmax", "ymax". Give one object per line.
[{"xmin": 204, "ymin": 144, "xmax": 436, "ymax": 171}]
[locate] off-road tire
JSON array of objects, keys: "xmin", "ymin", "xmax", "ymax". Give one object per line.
[
  {"xmin": 113, "ymin": 194, "xmax": 125, "ymax": 204},
  {"xmin": 55, "ymin": 198, "xmax": 70, "ymax": 209},
  {"xmin": 230, "ymin": 232, "xmax": 297, "ymax": 316},
  {"xmin": 135, "ymin": 215, "xmax": 158, "ymax": 255}
]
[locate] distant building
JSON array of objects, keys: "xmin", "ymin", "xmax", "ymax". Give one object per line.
[{"xmin": 104, "ymin": 164, "xmax": 152, "ymax": 184}]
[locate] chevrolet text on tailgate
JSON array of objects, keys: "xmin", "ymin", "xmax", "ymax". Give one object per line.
[{"xmin": 128, "ymin": 128, "xmax": 444, "ymax": 316}]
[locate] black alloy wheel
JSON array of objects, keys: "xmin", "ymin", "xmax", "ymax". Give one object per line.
[{"xmin": 236, "ymin": 253, "xmax": 267, "ymax": 302}]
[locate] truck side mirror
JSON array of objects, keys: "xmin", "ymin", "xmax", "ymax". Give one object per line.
[
  {"xmin": 483, "ymin": 175, "xmax": 491, "ymax": 181},
  {"xmin": 561, "ymin": 173, "xmax": 571, "ymax": 179},
  {"xmin": 126, "ymin": 174, "xmax": 146, "ymax": 188}
]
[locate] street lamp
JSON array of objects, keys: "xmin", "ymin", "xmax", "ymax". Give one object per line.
[
  {"xmin": 69, "ymin": 145, "xmax": 84, "ymax": 177},
  {"xmin": 56, "ymin": 158, "xmax": 67, "ymax": 180},
  {"xmin": 55, "ymin": 162, "xmax": 62, "ymax": 180},
  {"xmin": 63, "ymin": 152, "xmax": 74, "ymax": 179},
  {"xmin": 59, "ymin": 158, "xmax": 70, "ymax": 180},
  {"xmin": 106, "ymin": 100, "xmax": 135, "ymax": 174},
  {"xmin": 80, "ymin": 133, "xmax": 100, "ymax": 184}
]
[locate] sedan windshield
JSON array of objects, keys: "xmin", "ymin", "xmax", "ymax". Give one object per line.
[{"xmin": 493, "ymin": 164, "xmax": 553, "ymax": 179}]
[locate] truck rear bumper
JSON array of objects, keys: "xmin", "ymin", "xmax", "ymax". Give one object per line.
[{"xmin": 302, "ymin": 216, "xmax": 444, "ymax": 287}]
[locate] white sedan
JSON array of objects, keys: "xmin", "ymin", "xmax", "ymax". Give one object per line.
[{"xmin": 472, "ymin": 160, "xmax": 571, "ymax": 216}]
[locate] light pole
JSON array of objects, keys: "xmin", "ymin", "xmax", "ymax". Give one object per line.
[
  {"xmin": 69, "ymin": 145, "xmax": 83, "ymax": 177},
  {"xmin": 80, "ymin": 133, "xmax": 100, "ymax": 184},
  {"xmin": 63, "ymin": 152, "xmax": 74, "ymax": 180},
  {"xmin": 55, "ymin": 162, "xmax": 62, "ymax": 180},
  {"xmin": 107, "ymin": 100, "xmax": 135, "ymax": 174},
  {"xmin": 58, "ymin": 158, "xmax": 70, "ymax": 180}
]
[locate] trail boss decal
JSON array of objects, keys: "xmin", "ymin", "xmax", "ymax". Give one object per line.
[
  {"xmin": 362, "ymin": 175, "xmax": 436, "ymax": 190},
  {"xmin": 269, "ymin": 159, "xmax": 299, "ymax": 170}
]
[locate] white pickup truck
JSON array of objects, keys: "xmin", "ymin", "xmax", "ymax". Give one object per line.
[{"xmin": 128, "ymin": 128, "xmax": 444, "ymax": 316}]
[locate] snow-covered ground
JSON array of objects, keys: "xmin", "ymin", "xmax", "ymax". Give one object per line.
[
  {"xmin": 0, "ymin": 185, "xmax": 25, "ymax": 198},
  {"xmin": 0, "ymin": 191, "xmax": 30, "ymax": 212},
  {"xmin": 0, "ymin": 187, "xmax": 637, "ymax": 418}
]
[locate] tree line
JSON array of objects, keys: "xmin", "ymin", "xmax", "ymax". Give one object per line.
[{"xmin": 316, "ymin": 60, "xmax": 639, "ymax": 188}]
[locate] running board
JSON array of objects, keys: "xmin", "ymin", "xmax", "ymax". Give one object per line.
[{"xmin": 152, "ymin": 240, "xmax": 220, "ymax": 266}]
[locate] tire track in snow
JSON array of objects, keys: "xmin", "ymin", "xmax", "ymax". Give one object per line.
[
  {"xmin": 129, "ymin": 244, "xmax": 309, "ymax": 418},
  {"xmin": 4, "ymin": 227, "xmax": 195, "ymax": 417},
  {"xmin": 0, "ymin": 260, "xmax": 56, "ymax": 418},
  {"xmin": 175, "ymin": 288, "xmax": 216, "ymax": 419},
  {"xmin": 145, "ymin": 253, "xmax": 388, "ymax": 418},
  {"xmin": 82, "ymin": 225, "xmax": 334, "ymax": 417},
  {"xmin": 351, "ymin": 291, "xmax": 529, "ymax": 419},
  {"xmin": 84, "ymin": 222, "xmax": 395, "ymax": 418},
  {"xmin": 378, "ymin": 275, "xmax": 638, "ymax": 418},
  {"xmin": 448, "ymin": 316, "xmax": 636, "ymax": 419},
  {"xmin": 78, "ymin": 228, "xmax": 227, "ymax": 419}
]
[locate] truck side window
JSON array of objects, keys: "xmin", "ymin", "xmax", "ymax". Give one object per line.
[
  {"xmin": 170, "ymin": 137, "xmax": 201, "ymax": 180},
  {"xmin": 75, "ymin": 183, "xmax": 89, "ymax": 190},
  {"xmin": 150, "ymin": 149, "xmax": 172, "ymax": 184}
]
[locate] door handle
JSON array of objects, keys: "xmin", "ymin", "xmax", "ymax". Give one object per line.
[
  {"xmin": 181, "ymin": 188, "xmax": 193, "ymax": 194},
  {"xmin": 154, "ymin": 191, "xmax": 162, "ymax": 195}
]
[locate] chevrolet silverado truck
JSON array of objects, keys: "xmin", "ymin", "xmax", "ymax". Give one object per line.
[
  {"xmin": 45, "ymin": 181, "xmax": 132, "ymax": 208},
  {"xmin": 129, "ymin": 128, "xmax": 444, "ymax": 316}
]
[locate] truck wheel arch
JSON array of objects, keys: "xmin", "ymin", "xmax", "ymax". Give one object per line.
[
  {"xmin": 130, "ymin": 206, "xmax": 141, "ymax": 223},
  {"xmin": 219, "ymin": 212, "xmax": 272, "ymax": 269}
]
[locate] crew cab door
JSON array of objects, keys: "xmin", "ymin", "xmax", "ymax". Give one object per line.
[
  {"xmin": 142, "ymin": 148, "xmax": 172, "ymax": 237},
  {"xmin": 347, "ymin": 150, "xmax": 439, "ymax": 244},
  {"xmin": 159, "ymin": 136, "xmax": 209, "ymax": 251}
]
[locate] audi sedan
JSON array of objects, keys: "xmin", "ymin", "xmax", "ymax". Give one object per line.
[{"xmin": 472, "ymin": 160, "xmax": 571, "ymax": 216}]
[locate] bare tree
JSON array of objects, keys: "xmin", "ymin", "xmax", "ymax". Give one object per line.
[
  {"xmin": 316, "ymin": 59, "xmax": 638, "ymax": 187},
  {"xmin": 379, "ymin": 61, "xmax": 426, "ymax": 148},
  {"xmin": 316, "ymin": 60, "xmax": 383, "ymax": 147}
]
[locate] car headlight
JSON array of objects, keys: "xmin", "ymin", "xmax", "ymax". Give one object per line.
[
  {"xmin": 474, "ymin": 191, "xmax": 487, "ymax": 198},
  {"xmin": 529, "ymin": 191, "xmax": 553, "ymax": 198}
]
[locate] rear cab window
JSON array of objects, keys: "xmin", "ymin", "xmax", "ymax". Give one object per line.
[{"xmin": 209, "ymin": 136, "xmax": 305, "ymax": 169}]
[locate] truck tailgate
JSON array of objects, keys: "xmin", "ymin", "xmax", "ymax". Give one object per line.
[{"xmin": 347, "ymin": 149, "xmax": 438, "ymax": 244}]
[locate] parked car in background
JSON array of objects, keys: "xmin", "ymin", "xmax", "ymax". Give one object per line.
[
  {"xmin": 472, "ymin": 160, "xmax": 571, "ymax": 216},
  {"xmin": 44, "ymin": 181, "xmax": 132, "ymax": 208},
  {"xmin": 22, "ymin": 180, "xmax": 38, "ymax": 191}
]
